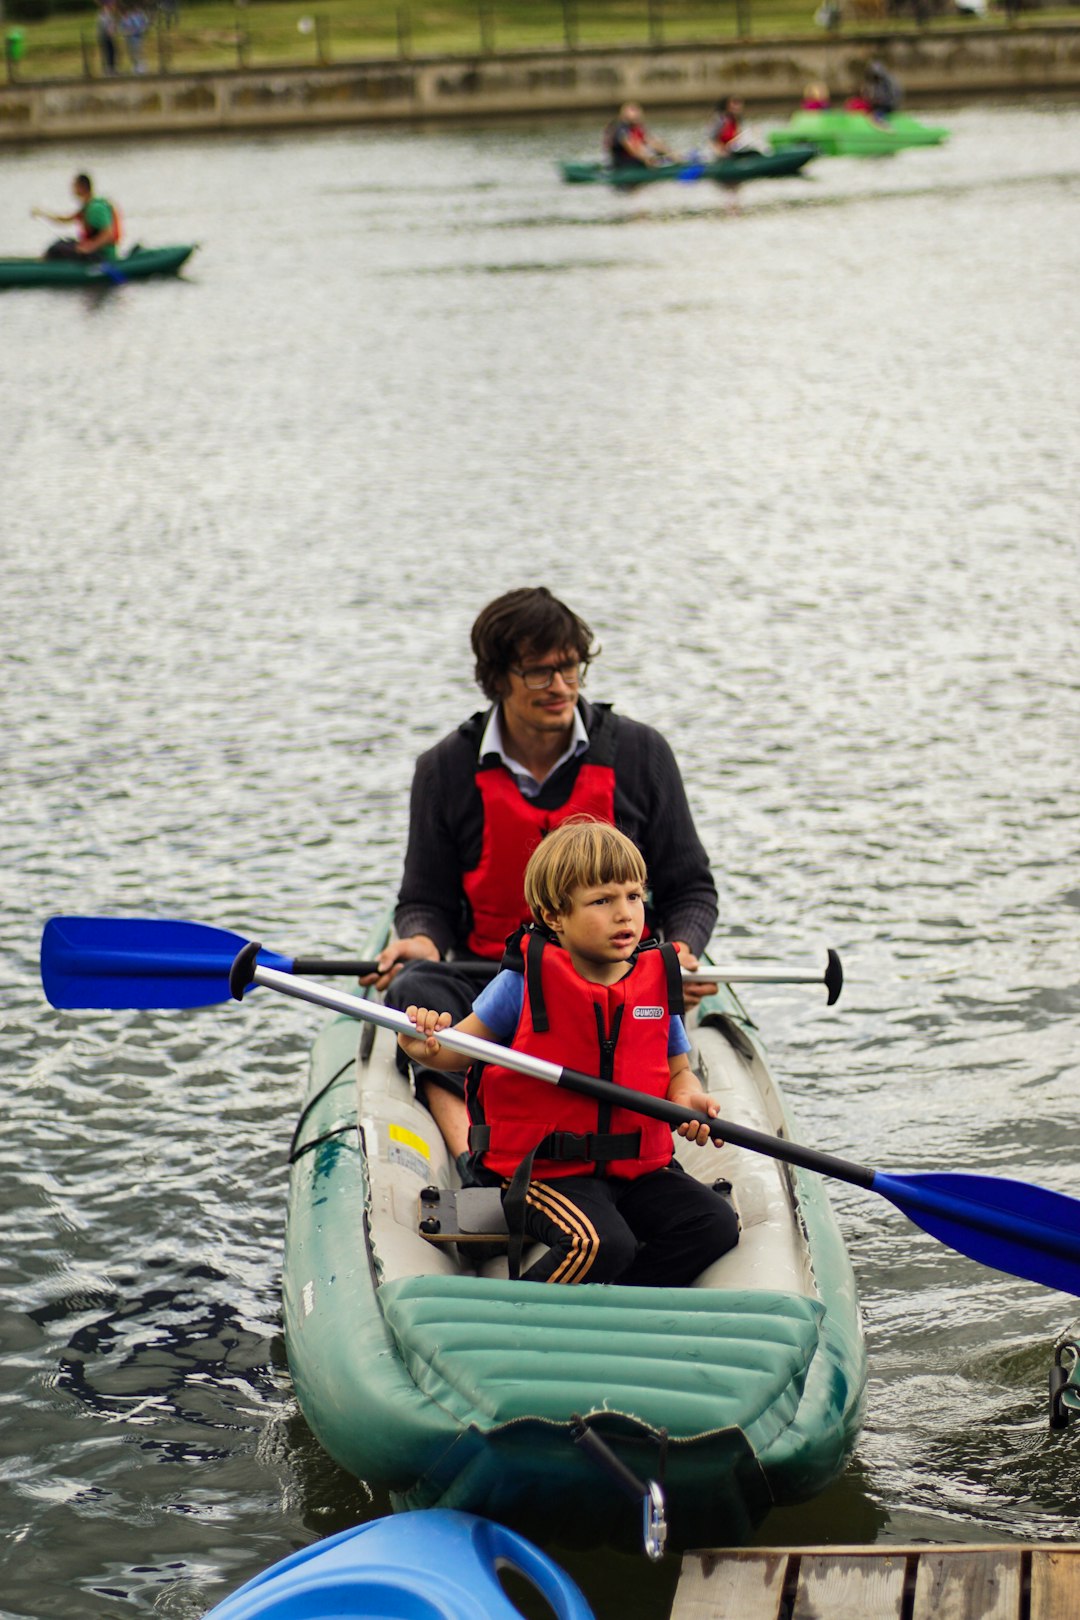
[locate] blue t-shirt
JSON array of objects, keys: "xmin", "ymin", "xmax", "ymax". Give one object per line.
[{"xmin": 473, "ymin": 968, "xmax": 691, "ymax": 1057}]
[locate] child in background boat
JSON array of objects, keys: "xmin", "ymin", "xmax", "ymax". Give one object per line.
[
  {"xmin": 707, "ymin": 96, "xmax": 764, "ymax": 157},
  {"xmin": 398, "ymin": 819, "xmax": 740, "ymax": 1287}
]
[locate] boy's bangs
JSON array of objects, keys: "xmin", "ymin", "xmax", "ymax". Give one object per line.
[{"xmin": 527, "ymin": 819, "xmax": 648, "ymax": 917}]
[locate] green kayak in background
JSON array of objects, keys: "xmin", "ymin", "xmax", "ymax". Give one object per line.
[
  {"xmin": 0, "ymin": 244, "xmax": 196, "ymax": 289},
  {"xmin": 281, "ymin": 918, "xmax": 866, "ymax": 1555},
  {"xmin": 770, "ymin": 110, "xmax": 949, "ymax": 156},
  {"xmin": 560, "ymin": 146, "xmax": 817, "ymax": 186}
]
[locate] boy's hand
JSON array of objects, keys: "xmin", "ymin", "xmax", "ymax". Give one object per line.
[
  {"xmin": 666, "ymin": 1075, "xmax": 724, "ymax": 1148},
  {"xmin": 396, "ymin": 1004, "xmax": 453, "ymax": 1061}
]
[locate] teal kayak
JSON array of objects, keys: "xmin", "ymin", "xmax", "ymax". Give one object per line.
[
  {"xmin": 769, "ymin": 110, "xmax": 949, "ymax": 156},
  {"xmin": 203, "ymin": 1510, "xmax": 595, "ymax": 1619},
  {"xmin": 0, "ymin": 244, "xmax": 196, "ymax": 289},
  {"xmin": 281, "ymin": 915, "xmax": 866, "ymax": 1554},
  {"xmin": 559, "ymin": 146, "xmax": 817, "ymax": 185}
]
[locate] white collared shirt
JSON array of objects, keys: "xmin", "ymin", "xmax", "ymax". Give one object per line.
[{"xmin": 478, "ymin": 704, "xmax": 589, "ymax": 800}]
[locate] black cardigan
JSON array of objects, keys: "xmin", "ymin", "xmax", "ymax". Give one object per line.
[{"xmin": 393, "ymin": 699, "xmax": 718, "ymax": 957}]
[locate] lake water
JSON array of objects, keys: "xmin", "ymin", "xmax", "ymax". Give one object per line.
[{"xmin": 1, "ymin": 94, "xmax": 1079, "ymax": 1618}]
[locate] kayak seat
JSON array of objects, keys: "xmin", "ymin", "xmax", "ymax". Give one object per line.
[{"xmin": 419, "ymin": 1185, "xmax": 509, "ymax": 1245}]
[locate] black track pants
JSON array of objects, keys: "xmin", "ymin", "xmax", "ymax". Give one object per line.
[{"xmin": 508, "ymin": 1161, "xmax": 739, "ymax": 1286}]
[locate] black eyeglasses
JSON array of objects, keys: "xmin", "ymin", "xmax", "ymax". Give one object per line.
[{"xmin": 509, "ymin": 660, "xmax": 586, "ymax": 691}]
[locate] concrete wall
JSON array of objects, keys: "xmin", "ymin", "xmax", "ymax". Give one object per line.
[{"xmin": 2, "ymin": 25, "xmax": 1079, "ymax": 142}]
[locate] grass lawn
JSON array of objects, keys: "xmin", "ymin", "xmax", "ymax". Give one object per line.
[{"xmin": 4, "ymin": 0, "xmax": 1071, "ymax": 84}]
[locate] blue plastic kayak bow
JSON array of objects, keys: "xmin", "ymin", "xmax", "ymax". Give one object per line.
[
  {"xmin": 39, "ymin": 916, "xmax": 842, "ymax": 1010},
  {"xmin": 220, "ymin": 946, "xmax": 1080, "ymax": 1300}
]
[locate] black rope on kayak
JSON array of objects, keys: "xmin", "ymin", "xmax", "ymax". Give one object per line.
[
  {"xmin": 289, "ymin": 1122, "xmax": 359, "ymax": 1163},
  {"xmin": 288, "ymin": 1057, "xmax": 356, "ymax": 1164}
]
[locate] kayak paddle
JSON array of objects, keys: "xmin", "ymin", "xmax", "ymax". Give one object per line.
[
  {"xmin": 40, "ymin": 916, "xmax": 843, "ymax": 1009},
  {"xmin": 225, "ymin": 948, "xmax": 1080, "ymax": 1299}
]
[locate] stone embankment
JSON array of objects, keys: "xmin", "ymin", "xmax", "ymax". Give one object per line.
[{"xmin": 1, "ymin": 24, "xmax": 1079, "ymax": 142}]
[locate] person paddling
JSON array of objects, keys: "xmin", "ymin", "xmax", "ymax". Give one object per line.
[
  {"xmin": 368, "ymin": 586, "xmax": 719, "ymax": 1176},
  {"xmin": 33, "ymin": 173, "xmax": 122, "ymax": 262},
  {"xmin": 706, "ymin": 96, "xmax": 764, "ymax": 157},
  {"xmin": 603, "ymin": 103, "xmax": 679, "ymax": 170},
  {"xmin": 399, "ymin": 819, "xmax": 739, "ymax": 1286}
]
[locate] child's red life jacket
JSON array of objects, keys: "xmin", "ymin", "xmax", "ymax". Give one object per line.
[{"xmin": 467, "ymin": 930, "xmax": 684, "ymax": 1180}]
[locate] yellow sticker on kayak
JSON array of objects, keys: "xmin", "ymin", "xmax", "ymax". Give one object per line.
[
  {"xmin": 389, "ymin": 1124, "xmax": 430, "ymax": 1159},
  {"xmin": 388, "ymin": 1123, "xmax": 433, "ymax": 1177}
]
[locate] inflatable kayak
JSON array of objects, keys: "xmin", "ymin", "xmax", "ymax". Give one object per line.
[
  {"xmin": 203, "ymin": 1509, "xmax": 594, "ymax": 1619},
  {"xmin": 559, "ymin": 146, "xmax": 817, "ymax": 185},
  {"xmin": 280, "ymin": 916, "xmax": 866, "ymax": 1556},
  {"xmin": 769, "ymin": 110, "xmax": 949, "ymax": 156},
  {"xmin": 0, "ymin": 244, "xmax": 195, "ymax": 289}
]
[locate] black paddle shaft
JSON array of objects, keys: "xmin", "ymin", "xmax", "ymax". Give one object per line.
[{"xmin": 557, "ymin": 1065, "xmax": 876, "ymax": 1191}]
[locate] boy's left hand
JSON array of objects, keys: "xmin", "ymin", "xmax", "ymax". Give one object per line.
[{"xmin": 667, "ymin": 1076, "xmax": 723, "ymax": 1148}]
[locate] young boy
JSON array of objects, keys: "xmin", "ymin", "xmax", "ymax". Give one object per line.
[{"xmin": 398, "ymin": 820, "xmax": 739, "ymax": 1287}]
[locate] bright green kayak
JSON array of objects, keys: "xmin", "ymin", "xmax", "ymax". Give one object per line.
[
  {"xmin": 0, "ymin": 244, "xmax": 196, "ymax": 289},
  {"xmin": 769, "ymin": 110, "xmax": 949, "ymax": 156},
  {"xmin": 281, "ymin": 918, "xmax": 866, "ymax": 1554},
  {"xmin": 560, "ymin": 146, "xmax": 817, "ymax": 186}
]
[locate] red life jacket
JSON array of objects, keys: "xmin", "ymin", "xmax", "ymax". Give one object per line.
[
  {"xmin": 462, "ymin": 716, "xmax": 617, "ymax": 958},
  {"xmin": 467, "ymin": 932, "xmax": 683, "ymax": 1180}
]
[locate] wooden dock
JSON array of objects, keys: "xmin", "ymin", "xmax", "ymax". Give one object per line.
[{"xmin": 671, "ymin": 1545, "xmax": 1080, "ymax": 1620}]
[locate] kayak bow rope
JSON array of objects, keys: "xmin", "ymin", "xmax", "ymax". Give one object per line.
[{"xmin": 217, "ymin": 946, "xmax": 1080, "ymax": 1302}]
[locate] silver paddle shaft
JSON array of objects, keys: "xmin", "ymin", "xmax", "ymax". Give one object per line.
[{"xmin": 253, "ymin": 964, "xmax": 565, "ymax": 1084}]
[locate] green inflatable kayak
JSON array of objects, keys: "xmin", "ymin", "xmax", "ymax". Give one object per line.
[
  {"xmin": 0, "ymin": 244, "xmax": 196, "ymax": 289},
  {"xmin": 559, "ymin": 146, "xmax": 817, "ymax": 186},
  {"xmin": 769, "ymin": 110, "xmax": 949, "ymax": 157},
  {"xmin": 282, "ymin": 925, "xmax": 866, "ymax": 1554}
]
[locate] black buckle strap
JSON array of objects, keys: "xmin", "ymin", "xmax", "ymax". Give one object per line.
[
  {"xmin": 468, "ymin": 1125, "xmax": 641, "ymax": 1164},
  {"xmin": 535, "ymin": 1130, "xmax": 641, "ymax": 1163}
]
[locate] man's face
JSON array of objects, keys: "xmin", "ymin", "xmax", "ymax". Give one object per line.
[{"xmin": 498, "ymin": 645, "xmax": 583, "ymax": 738}]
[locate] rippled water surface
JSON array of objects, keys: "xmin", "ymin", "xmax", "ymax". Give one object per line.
[{"xmin": 2, "ymin": 96, "xmax": 1079, "ymax": 1618}]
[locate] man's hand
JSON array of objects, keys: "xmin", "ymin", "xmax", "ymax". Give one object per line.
[
  {"xmin": 670, "ymin": 942, "xmax": 718, "ymax": 1007},
  {"xmin": 360, "ymin": 934, "xmax": 440, "ymax": 992}
]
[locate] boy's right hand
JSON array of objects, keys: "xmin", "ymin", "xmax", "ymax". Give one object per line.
[{"xmin": 396, "ymin": 1004, "xmax": 453, "ymax": 1060}]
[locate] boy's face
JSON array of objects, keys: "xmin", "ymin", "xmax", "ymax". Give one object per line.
[{"xmin": 543, "ymin": 879, "xmax": 645, "ymax": 967}]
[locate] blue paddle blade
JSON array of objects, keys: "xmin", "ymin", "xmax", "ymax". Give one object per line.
[
  {"xmin": 41, "ymin": 916, "xmax": 293, "ymax": 1009},
  {"xmin": 874, "ymin": 1171, "xmax": 1080, "ymax": 1297}
]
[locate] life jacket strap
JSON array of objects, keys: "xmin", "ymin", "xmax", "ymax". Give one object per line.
[{"xmin": 468, "ymin": 1125, "xmax": 641, "ymax": 1163}]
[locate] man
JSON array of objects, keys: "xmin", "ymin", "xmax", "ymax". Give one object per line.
[
  {"xmin": 33, "ymin": 174, "xmax": 121, "ymax": 262},
  {"xmin": 603, "ymin": 103, "xmax": 678, "ymax": 170},
  {"xmin": 370, "ymin": 587, "xmax": 719, "ymax": 1170}
]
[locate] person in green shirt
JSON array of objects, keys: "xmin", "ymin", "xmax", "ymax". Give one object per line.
[{"xmin": 33, "ymin": 174, "xmax": 121, "ymax": 262}]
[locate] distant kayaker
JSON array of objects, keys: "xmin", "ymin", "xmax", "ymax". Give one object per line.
[
  {"xmin": 33, "ymin": 174, "xmax": 122, "ymax": 262},
  {"xmin": 399, "ymin": 819, "xmax": 740, "ymax": 1286},
  {"xmin": 801, "ymin": 81, "xmax": 831, "ymax": 110},
  {"xmin": 602, "ymin": 102, "xmax": 678, "ymax": 170},
  {"xmin": 867, "ymin": 60, "xmax": 902, "ymax": 119},
  {"xmin": 365, "ymin": 585, "xmax": 719, "ymax": 1173},
  {"xmin": 847, "ymin": 60, "xmax": 901, "ymax": 121},
  {"xmin": 706, "ymin": 96, "xmax": 764, "ymax": 157}
]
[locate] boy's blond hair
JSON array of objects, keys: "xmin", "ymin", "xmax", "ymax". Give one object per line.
[{"xmin": 523, "ymin": 817, "xmax": 647, "ymax": 922}]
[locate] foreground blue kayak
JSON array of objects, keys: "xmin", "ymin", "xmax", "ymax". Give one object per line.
[{"xmin": 203, "ymin": 1510, "xmax": 594, "ymax": 1619}]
